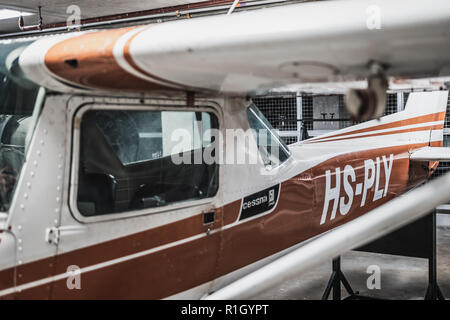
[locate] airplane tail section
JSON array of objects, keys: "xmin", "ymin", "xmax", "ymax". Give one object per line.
[
  {"xmin": 404, "ymin": 91, "xmax": 448, "ymax": 115},
  {"xmin": 302, "ymin": 91, "xmax": 449, "ymax": 149},
  {"xmin": 403, "ymin": 91, "xmax": 448, "ymax": 148}
]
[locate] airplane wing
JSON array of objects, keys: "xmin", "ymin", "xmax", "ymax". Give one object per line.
[
  {"xmin": 17, "ymin": 0, "xmax": 450, "ymax": 95},
  {"xmin": 410, "ymin": 147, "xmax": 450, "ymax": 161}
]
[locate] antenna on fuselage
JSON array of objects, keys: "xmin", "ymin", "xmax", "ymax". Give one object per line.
[{"xmin": 227, "ymin": 0, "xmax": 240, "ymax": 15}]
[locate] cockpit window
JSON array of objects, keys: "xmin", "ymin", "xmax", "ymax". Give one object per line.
[
  {"xmin": 0, "ymin": 41, "xmax": 43, "ymax": 211},
  {"xmin": 76, "ymin": 108, "xmax": 219, "ymax": 216},
  {"xmin": 247, "ymin": 103, "xmax": 290, "ymax": 168}
]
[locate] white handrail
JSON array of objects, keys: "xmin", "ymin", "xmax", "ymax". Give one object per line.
[{"xmin": 205, "ymin": 172, "xmax": 450, "ymax": 299}]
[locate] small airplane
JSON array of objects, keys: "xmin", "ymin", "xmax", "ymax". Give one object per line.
[{"xmin": 0, "ymin": 0, "xmax": 450, "ymax": 299}]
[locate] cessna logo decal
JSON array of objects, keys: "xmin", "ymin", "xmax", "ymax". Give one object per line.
[
  {"xmin": 320, "ymin": 154, "xmax": 394, "ymax": 225},
  {"xmin": 239, "ymin": 184, "xmax": 280, "ymax": 221}
]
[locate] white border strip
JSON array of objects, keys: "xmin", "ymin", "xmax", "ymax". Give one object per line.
[{"xmin": 308, "ymin": 120, "xmax": 443, "ymax": 143}]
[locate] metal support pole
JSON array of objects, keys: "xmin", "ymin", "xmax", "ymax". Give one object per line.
[
  {"xmin": 397, "ymin": 92, "xmax": 404, "ymax": 112},
  {"xmin": 296, "ymin": 92, "xmax": 303, "ymax": 141},
  {"xmin": 425, "ymin": 209, "xmax": 445, "ymax": 300},
  {"xmin": 322, "ymin": 256, "xmax": 355, "ymax": 300},
  {"xmin": 333, "ymin": 258, "xmax": 341, "ymax": 300}
]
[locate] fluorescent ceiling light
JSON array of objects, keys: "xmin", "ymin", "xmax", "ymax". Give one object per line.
[{"xmin": 0, "ymin": 9, "xmax": 33, "ymax": 20}]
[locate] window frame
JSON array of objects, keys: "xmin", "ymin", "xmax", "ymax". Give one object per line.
[
  {"xmin": 69, "ymin": 100, "xmax": 221, "ymax": 223},
  {"xmin": 246, "ymin": 103, "xmax": 291, "ymax": 171}
]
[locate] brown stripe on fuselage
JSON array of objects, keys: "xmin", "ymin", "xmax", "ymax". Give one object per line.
[
  {"xmin": 44, "ymin": 27, "xmax": 176, "ymax": 92},
  {"xmin": 306, "ymin": 112, "xmax": 445, "ymax": 143},
  {"xmin": 2, "ymin": 142, "xmax": 437, "ymax": 299},
  {"xmin": 0, "ymin": 200, "xmax": 238, "ymax": 294},
  {"xmin": 430, "ymin": 140, "xmax": 444, "ymax": 148},
  {"xmin": 0, "ymin": 267, "xmax": 14, "ymax": 293},
  {"xmin": 306, "ymin": 124, "xmax": 444, "ymax": 144}
]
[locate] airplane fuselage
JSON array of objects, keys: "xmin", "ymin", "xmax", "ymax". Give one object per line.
[{"xmin": 0, "ymin": 91, "xmax": 445, "ymax": 299}]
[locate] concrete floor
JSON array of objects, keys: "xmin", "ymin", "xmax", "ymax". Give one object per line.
[{"xmin": 255, "ymin": 226, "xmax": 450, "ymax": 300}]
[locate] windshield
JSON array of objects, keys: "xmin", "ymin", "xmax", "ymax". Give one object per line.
[
  {"xmin": 0, "ymin": 40, "xmax": 43, "ymax": 211},
  {"xmin": 247, "ymin": 103, "xmax": 290, "ymax": 168}
]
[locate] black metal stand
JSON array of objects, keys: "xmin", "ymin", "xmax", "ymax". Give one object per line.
[
  {"xmin": 425, "ymin": 282, "xmax": 445, "ymax": 300},
  {"xmin": 425, "ymin": 212, "xmax": 445, "ymax": 300},
  {"xmin": 321, "ymin": 257, "xmax": 355, "ymax": 300},
  {"xmin": 322, "ymin": 210, "xmax": 445, "ymax": 300}
]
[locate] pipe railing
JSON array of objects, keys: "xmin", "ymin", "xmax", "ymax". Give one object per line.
[
  {"xmin": 0, "ymin": 0, "xmax": 307, "ymax": 39},
  {"xmin": 205, "ymin": 171, "xmax": 450, "ymax": 299}
]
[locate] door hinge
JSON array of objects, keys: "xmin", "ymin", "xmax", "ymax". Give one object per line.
[{"xmin": 45, "ymin": 227, "xmax": 60, "ymax": 245}]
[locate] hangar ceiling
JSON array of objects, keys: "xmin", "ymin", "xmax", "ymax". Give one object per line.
[{"xmin": 0, "ymin": 0, "xmax": 227, "ymax": 34}]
